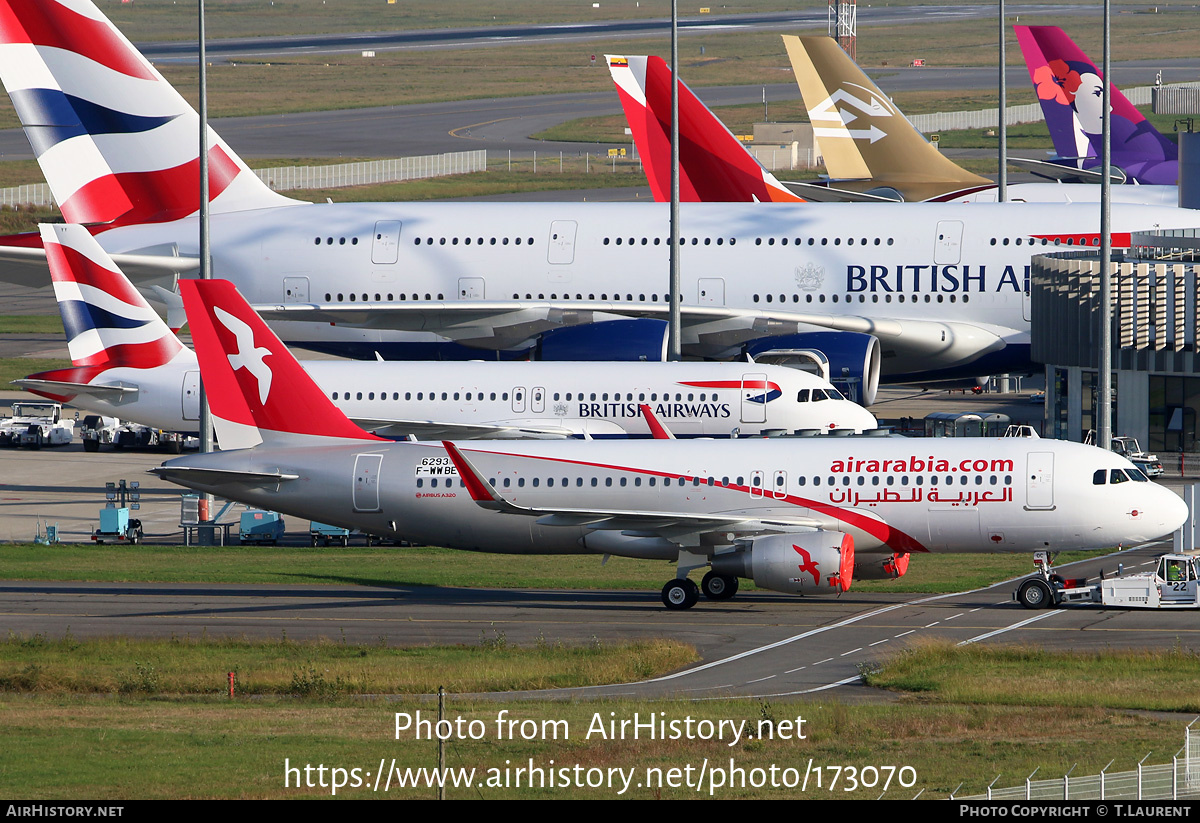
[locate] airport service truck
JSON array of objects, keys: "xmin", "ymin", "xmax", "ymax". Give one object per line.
[
  {"xmin": 0, "ymin": 402, "xmax": 74, "ymax": 448},
  {"xmin": 1015, "ymin": 552, "xmax": 1200, "ymax": 609}
]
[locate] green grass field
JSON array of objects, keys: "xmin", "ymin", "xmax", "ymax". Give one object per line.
[
  {"xmin": 0, "ymin": 542, "xmax": 1109, "ymax": 594},
  {"xmin": 1, "ymin": 643, "xmax": 1196, "ymax": 798}
]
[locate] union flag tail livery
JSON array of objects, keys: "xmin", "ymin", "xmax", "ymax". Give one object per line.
[
  {"xmin": 606, "ymin": 54, "xmax": 802, "ymax": 203},
  {"xmin": 0, "ymin": 0, "xmax": 300, "ymax": 227},
  {"xmin": 1014, "ymin": 25, "xmax": 1178, "ymax": 186},
  {"xmin": 179, "ymin": 279, "xmax": 383, "ymax": 447},
  {"xmin": 782, "ymin": 35, "xmax": 990, "ymax": 201},
  {"xmin": 17, "ymin": 223, "xmax": 194, "ymax": 403}
]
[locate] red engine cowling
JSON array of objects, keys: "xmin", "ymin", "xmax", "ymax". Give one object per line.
[
  {"xmin": 711, "ymin": 531, "xmax": 855, "ymax": 594},
  {"xmin": 854, "ymin": 552, "xmax": 910, "ymax": 581}
]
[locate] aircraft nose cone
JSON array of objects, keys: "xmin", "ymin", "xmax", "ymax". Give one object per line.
[{"xmin": 1161, "ymin": 486, "xmax": 1189, "ymax": 534}]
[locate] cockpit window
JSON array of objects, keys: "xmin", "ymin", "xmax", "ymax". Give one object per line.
[
  {"xmin": 1109, "ymin": 469, "xmax": 1129, "ymax": 484},
  {"xmin": 1093, "ymin": 469, "xmax": 1106, "ymax": 485},
  {"xmin": 812, "ymin": 389, "xmax": 828, "ymax": 402},
  {"xmin": 826, "ymin": 387, "xmax": 845, "ymax": 400},
  {"xmin": 797, "ymin": 389, "xmax": 810, "ymax": 402},
  {"xmin": 1126, "ymin": 468, "xmax": 1149, "ymax": 482}
]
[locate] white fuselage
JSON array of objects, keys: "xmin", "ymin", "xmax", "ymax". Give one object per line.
[
  {"xmin": 99, "ymin": 200, "xmax": 1200, "ymax": 378},
  {"xmin": 55, "ymin": 359, "xmax": 875, "ymax": 438},
  {"xmin": 162, "ymin": 435, "xmax": 1186, "ymax": 559}
]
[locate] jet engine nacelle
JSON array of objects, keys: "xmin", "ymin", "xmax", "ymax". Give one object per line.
[
  {"xmin": 853, "ymin": 551, "xmax": 910, "ymax": 581},
  {"xmin": 710, "ymin": 531, "xmax": 855, "ymax": 595},
  {"xmin": 535, "ymin": 318, "xmax": 668, "ymax": 362},
  {"xmin": 746, "ymin": 331, "xmax": 881, "ymax": 406}
]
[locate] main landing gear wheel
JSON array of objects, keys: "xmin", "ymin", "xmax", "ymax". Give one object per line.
[
  {"xmin": 661, "ymin": 579, "xmax": 700, "ymax": 610},
  {"xmin": 1017, "ymin": 578, "xmax": 1054, "ymax": 610},
  {"xmin": 701, "ymin": 571, "xmax": 739, "ymax": 600}
]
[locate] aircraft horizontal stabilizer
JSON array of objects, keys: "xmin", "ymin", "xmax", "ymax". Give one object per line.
[
  {"xmin": 149, "ymin": 466, "xmax": 299, "ymax": 488},
  {"xmin": 11, "ymin": 378, "xmax": 138, "ymax": 401},
  {"xmin": 778, "ymin": 181, "xmax": 905, "ymax": 203},
  {"xmin": 1008, "ymin": 157, "xmax": 1127, "ymax": 185},
  {"xmin": 353, "ymin": 418, "xmax": 575, "ymax": 440},
  {"xmin": 0, "ymin": 244, "xmax": 200, "ymax": 290}
]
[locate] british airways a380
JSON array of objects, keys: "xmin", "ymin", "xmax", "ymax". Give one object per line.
[
  {"xmin": 1, "ymin": 0, "xmax": 1198, "ymax": 407},
  {"xmin": 153, "ymin": 276, "xmax": 1189, "ymax": 610}
]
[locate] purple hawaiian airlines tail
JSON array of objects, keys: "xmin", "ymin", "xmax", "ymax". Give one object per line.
[
  {"xmin": 1014, "ymin": 25, "xmax": 1177, "ymax": 186},
  {"xmin": 0, "ymin": 0, "xmax": 302, "ymax": 228}
]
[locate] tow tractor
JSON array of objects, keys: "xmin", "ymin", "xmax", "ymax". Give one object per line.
[{"xmin": 1015, "ymin": 551, "xmax": 1200, "ymax": 609}]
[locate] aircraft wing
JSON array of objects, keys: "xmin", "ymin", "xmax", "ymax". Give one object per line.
[
  {"xmin": 443, "ymin": 441, "xmax": 822, "ymax": 541},
  {"xmin": 350, "ymin": 417, "xmax": 577, "ymax": 441},
  {"xmin": 0, "ymin": 244, "xmax": 198, "ymax": 289},
  {"xmin": 256, "ymin": 300, "xmax": 1008, "ymax": 365}
]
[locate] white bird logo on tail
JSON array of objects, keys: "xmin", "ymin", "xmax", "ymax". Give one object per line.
[{"xmin": 215, "ymin": 306, "xmax": 272, "ymax": 405}]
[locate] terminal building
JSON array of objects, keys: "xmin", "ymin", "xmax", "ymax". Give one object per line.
[{"xmin": 1032, "ymin": 230, "xmax": 1200, "ymax": 457}]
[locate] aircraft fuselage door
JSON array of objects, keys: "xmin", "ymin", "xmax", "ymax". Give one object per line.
[
  {"xmin": 531, "ymin": 387, "xmax": 546, "ymax": 413},
  {"xmin": 772, "ymin": 470, "xmax": 788, "ymax": 499},
  {"xmin": 934, "ymin": 220, "xmax": 963, "ymax": 265},
  {"xmin": 511, "ymin": 387, "xmax": 526, "ymax": 414},
  {"xmin": 371, "ymin": 221, "xmax": 402, "ymax": 264},
  {"xmin": 283, "ymin": 276, "xmax": 309, "ymax": 303},
  {"xmin": 1025, "ymin": 452, "xmax": 1055, "ymax": 510},
  {"xmin": 182, "ymin": 370, "xmax": 200, "ymax": 421},
  {"xmin": 548, "ymin": 220, "xmax": 577, "ymax": 264},
  {"xmin": 353, "ymin": 453, "xmax": 383, "ymax": 513},
  {"xmin": 750, "ymin": 470, "xmax": 765, "ymax": 498},
  {"xmin": 741, "ymin": 373, "xmax": 769, "ymax": 424},
  {"xmin": 459, "ymin": 277, "xmax": 485, "ymax": 299},
  {"xmin": 698, "ymin": 278, "xmax": 725, "ymax": 306}
]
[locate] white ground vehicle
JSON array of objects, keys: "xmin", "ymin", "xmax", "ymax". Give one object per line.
[
  {"xmin": 1015, "ymin": 552, "xmax": 1200, "ymax": 609},
  {"xmin": 1084, "ymin": 431, "xmax": 1164, "ymax": 478},
  {"xmin": 80, "ymin": 415, "xmax": 192, "ymax": 454},
  {"xmin": 0, "ymin": 402, "xmax": 73, "ymax": 448},
  {"xmin": 80, "ymin": 415, "xmax": 120, "ymax": 452}
]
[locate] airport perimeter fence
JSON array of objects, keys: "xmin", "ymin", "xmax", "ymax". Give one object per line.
[
  {"xmin": 0, "ymin": 182, "xmax": 53, "ymax": 210},
  {"xmin": 252, "ymin": 150, "xmax": 487, "ymax": 192},
  {"xmin": 956, "ymin": 719, "xmax": 1200, "ymax": 800},
  {"xmin": 909, "ymin": 83, "xmax": 1196, "ymax": 133},
  {"xmin": 0, "ymin": 150, "xmax": 489, "ymax": 209}
]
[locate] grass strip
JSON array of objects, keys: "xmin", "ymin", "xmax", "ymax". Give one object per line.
[
  {"xmin": 0, "ymin": 543, "xmax": 1108, "ymax": 593},
  {"xmin": 0, "ymin": 632, "xmax": 696, "ymax": 696},
  {"xmin": 864, "ymin": 640, "xmax": 1200, "ymax": 712},
  {"xmin": 0, "ymin": 695, "xmax": 1187, "ymax": 799}
]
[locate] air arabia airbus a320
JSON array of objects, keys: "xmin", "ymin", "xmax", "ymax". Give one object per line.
[
  {"xmin": 1, "ymin": 1, "xmax": 1199, "ymax": 406},
  {"xmin": 152, "ymin": 278, "xmax": 1188, "ymax": 610}
]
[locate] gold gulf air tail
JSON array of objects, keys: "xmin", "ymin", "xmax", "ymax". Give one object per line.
[{"xmin": 782, "ymin": 35, "xmax": 992, "ymax": 202}]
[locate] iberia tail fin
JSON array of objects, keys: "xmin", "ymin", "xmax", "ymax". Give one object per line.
[
  {"xmin": 179, "ymin": 279, "xmax": 384, "ymax": 448},
  {"xmin": 0, "ymin": 0, "xmax": 304, "ymax": 227},
  {"xmin": 606, "ymin": 54, "xmax": 802, "ymax": 203}
]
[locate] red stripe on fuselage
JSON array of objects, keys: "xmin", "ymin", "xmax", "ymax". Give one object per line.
[
  {"xmin": 1032, "ymin": 232, "xmax": 1133, "ymax": 247},
  {"xmin": 0, "ymin": 0, "xmax": 155, "ymax": 80},
  {"xmin": 456, "ymin": 447, "xmax": 931, "ymax": 554}
]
